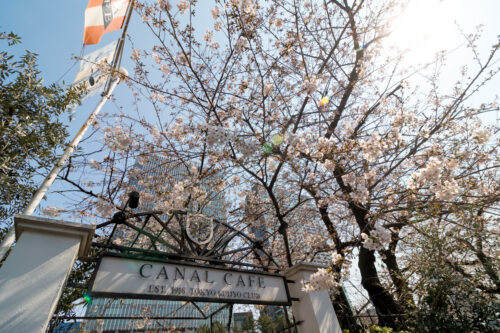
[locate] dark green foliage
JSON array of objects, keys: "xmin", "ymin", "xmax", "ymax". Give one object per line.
[
  {"xmin": 257, "ymin": 312, "xmax": 274, "ymax": 333},
  {"xmin": 197, "ymin": 321, "xmax": 227, "ymax": 332},
  {"xmin": 343, "ymin": 325, "xmax": 410, "ymax": 333},
  {"xmin": 407, "ymin": 271, "xmax": 500, "ymax": 333},
  {"xmin": 0, "ymin": 32, "xmax": 82, "ymax": 233},
  {"xmin": 234, "ymin": 314, "xmax": 256, "ymax": 333},
  {"xmin": 257, "ymin": 311, "xmax": 288, "ymax": 333},
  {"xmin": 241, "ymin": 315, "xmax": 256, "ymax": 332}
]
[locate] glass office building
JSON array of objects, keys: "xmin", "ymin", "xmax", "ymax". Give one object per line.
[
  {"xmin": 82, "ymin": 299, "xmax": 230, "ymax": 332},
  {"xmin": 130, "ymin": 155, "xmax": 226, "ymax": 220},
  {"xmin": 83, "ymin": 156, "xmax": 228, "ymax": 332}
]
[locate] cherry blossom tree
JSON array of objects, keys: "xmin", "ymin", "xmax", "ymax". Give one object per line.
[{"xmin": 51, "ymin": 0, "xmax": 500, "ymax": 329}]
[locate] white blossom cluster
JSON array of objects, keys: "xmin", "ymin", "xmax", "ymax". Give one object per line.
[
  {"xmin": 211, "ymin": 6, "xmax": 220, "ymax": 20},
  {"xmin": 214, "ymin": 21, "xmax": 223, "ymax": 32},
  {"xmin": 322, "ymin": 159, "xmax": 335, "ymax": 171},
  {"xmin": 471, "ymin": 128, "xmax": 491, "ymax": 144},
  {"xmin": 361, "ymin": 223, "xmax": 392, "ymax": 251},
  {"xmin": 331, "ymin": 252, "xmax": 343, "ymax": 265},
  {"xmin": 351, "ymin": 187, "xmax": 370, "ymax": 205},
  {"xmin": 341, "ymin": 172, "xmax": 371, "ymax": 205},
  {"xmin": 160, "ymin": 63, "xmax": 170, "ymax": 74},
  {"xmin": 198, "ymin": 124, "xmax": 258, "ymax": 158},
  {"xmin": 203, "ymin": 125, "xmax": 231, "ymax": 147},
  {"xmin": 150, "ymin": 91, "xmax": 166, "ymax": 102},
  {"xmin": 239, "ymin": 0, "xmax": 258, "ymax": 15},
  {"xmin": 302, "ymin": 75, "xmax": 318, "ymax": 94},
  {"xmin": 409, "ymin": 157, "xmax": 462, "ymax": 201},
  {"xmin": 413, "ymin": 156, "xmax": 442, "ymax": 184},
  {"xmin": 431, "ymin": 178, "xmax": 461, "ymax": 201},
  {"xmin": 286, "ymin": 132, "xmax": 316, "ymax": 157},
  {"xmin": 102, "ymin": 126, "xmax": 135, "ymax": 152},
  {"xmin": 131, "ymin": 49, "xmax": 141, "ymax": 61},
  {"xmin": 176, "ymin": 0, "xmax": 190, "ymax": 14},
  {"xmin": 42, "ymin": 206, "xmax": 65, "ymax": 217},
  {"xmin": 359, "ymin": 132, "xmax": 387, "ymax": 162},
  {"xmin": 314, "ymin": 137, "xmax": 336, "ymax": 154},
  {"xmin": 169, "ymin": 118, "xmax": 186, "ymax": 142},
  {"xmin": 202, "ymin": 29, "xmax": 213, "ymax": 42},
  {"xmin": 301, "ymin": 268, "xmax": 341, "ymax": 292},
  {"xmin": 235, "ymin": 138, "xmax": 259, "ymax": 158},
  {"xmin": 94, "ymin": 199, "xmax": 115, "ymax": 218},
  {"xmin": 151, "ymin": 52, "xmax": 161, "ymax": 64},
  {"xmin": 263, "ymin": 82, "xmax": 274, "ymax": 96},
  {"xmin": 234, "ymin": 37, "xmax": 249, "ymax": 52}
]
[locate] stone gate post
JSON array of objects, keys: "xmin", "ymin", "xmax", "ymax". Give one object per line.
[
  {"xmin": 0, "ymin": 215, "xmax": 94, "ymax": 333},
  {"xmin": 285, "ymin": 262, "xmax": 342, "ymax": 333}
]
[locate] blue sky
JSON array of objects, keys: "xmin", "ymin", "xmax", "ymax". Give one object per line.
[
  {"xmin": 1, "ymin": 0, "xmax": 498, "ymax": 126},
  {"xmin": 1, "ymin": 0, "xmax": 137, "ymax": 162},
  {"xmin": 1, "ymin": 0, "xmax": 500, "ymax": 217},
  {"xmin": 2, "ymin": 0, "xmax": 499, "ymax": 125},
  {"xmin": 2, "ymin": 1, "xmax": 123, "ymax": 83},
  {"xmin": 1, "ymin": 0, "xmax": 499, "ymax": 78},
  {"xmin": 2, "ymin": 0, "xmax": 500, "ymax": 312}
]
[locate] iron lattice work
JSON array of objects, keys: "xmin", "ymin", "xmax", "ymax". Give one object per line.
[
  {"xmin": 93, "ymin": 210, "xmax": 282, "ymax": 273},
  {"xmin": 53, "ymin": 210, "xmax": 297, "ymax": 332},
  {"xmin": 80, "ymin": 299, "xmax": 233, "ymax": 332}
]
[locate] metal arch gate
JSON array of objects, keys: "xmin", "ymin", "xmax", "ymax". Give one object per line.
[{"xmin": 52, "ymin": 208, "xmax": 299, "ymax": 332}]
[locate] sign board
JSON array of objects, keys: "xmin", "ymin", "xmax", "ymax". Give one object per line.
[{"xmin": 89, "ymin": 255, "xmax": 291, "ymax": 305}]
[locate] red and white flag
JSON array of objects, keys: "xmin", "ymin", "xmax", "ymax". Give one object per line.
[{"xmin": 84, "ymin": 0, "xmax": 130, "ymax": 45}]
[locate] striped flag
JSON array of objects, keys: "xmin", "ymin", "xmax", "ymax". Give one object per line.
[{"xmin": 84, "ymin": 0, "xmax": 130, "ymax": 45}]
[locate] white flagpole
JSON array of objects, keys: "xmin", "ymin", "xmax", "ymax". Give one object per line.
[{"xmin": 0, "ymin": 68, "xmax": 128, "ymax": 261}]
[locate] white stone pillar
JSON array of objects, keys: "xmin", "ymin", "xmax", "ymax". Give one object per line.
[
  {"xmin": 0, "ymin": 215, "xmax": 94, "ymax": 333},
  {"xmin": 285, "ymin": 262, "xmax": 342, "ymax": 333}
]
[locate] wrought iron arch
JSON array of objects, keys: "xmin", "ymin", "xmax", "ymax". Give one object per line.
[
  {"xmin": 54, "ymin": 206, "xmax": 301, "ymax": 332},
  {"xmin": 92, "ymin": 209, "xmax": 282, "ymax": 273}
]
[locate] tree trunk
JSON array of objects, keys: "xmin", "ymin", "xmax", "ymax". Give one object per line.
[
  {"xmin": 334, "ymin": 165, "xmax": 402, "ymax": 327},
  {"xmin": 332, "ymin": 287, "xmax": 363, "ymax": 332},
  {"xmin": 358, "ymin": 246, "xmax": 402, "ymax": 328},
  {"xmin": 381, "ymin": 234, "xmax": 413, "ymax": 309}
]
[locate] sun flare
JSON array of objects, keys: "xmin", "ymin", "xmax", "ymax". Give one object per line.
[{"xmin": 385, "ymin": 0, "xmax": 460, "ymax": 64}]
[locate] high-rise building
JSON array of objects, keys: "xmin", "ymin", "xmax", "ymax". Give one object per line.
[
  {"xmin": 232, "ymin": 311, "xmax": 254, "ymax": 331},
  {"xmin": 53, "ymin": 321, "xmax": 81, "ymax": 332},
  {"xmin": 84, "ymin": 156, "xmax": 228, "ymax": 332},
  {"xmin": 296, "ymin": 221, "xmax": 332, "ymax": 266},
  {"xmin": 245, "ymin": 183, "xmax": 332, "ymax": 266},
  {"xmin": 131, "ymin": 155, "xmax": 225, "ymax": 220},
  {"xmin": 82, "ymin": 299, "xmax": 230, "ymax": 332}
]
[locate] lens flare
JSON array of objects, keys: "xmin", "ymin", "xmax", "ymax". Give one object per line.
[
  {"xmin": 319, "ymin": 96, "xmax": 329, "ymax": 106},
  {"xmin": 354, "ymin": 45, "xmax": 367, "ymax": 52},
  {"xmin": 83, "ymin": 292, "xmax": 92, "ymax": 304},
  {"xmin": 125, "ymin": 259, "xmax": 139, "ymax": 271},
  {"xmin": 262, "ymin": 143, "xmax": 273, "ymax": 154},
  {"xmin": 271, "ymin": 134, "xmax": 283, "ymax": 146},
  {"xmin": 384, "ymin": 0, "xmax": 458, "ymax": 64}
]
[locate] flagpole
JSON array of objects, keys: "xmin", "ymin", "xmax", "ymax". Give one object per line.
[
  {"xmin": 0, "ymin": 0, "xmax": 135, "ymax": 261},
  {"xmin": 0, "ymin": 68, "xmax": 128, "ymax": 261},
  {"xmin": 103, "ymin": 0, "xmax": 134, "ymax": 95}
]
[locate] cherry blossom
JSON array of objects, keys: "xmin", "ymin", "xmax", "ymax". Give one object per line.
[
  {"xmin": 301, "ymin": 268, "xmax": 341, "ymax": 293},
  {"xmin": 56, "ymin": 1, "xmax": 500, "ymax": 328}
]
